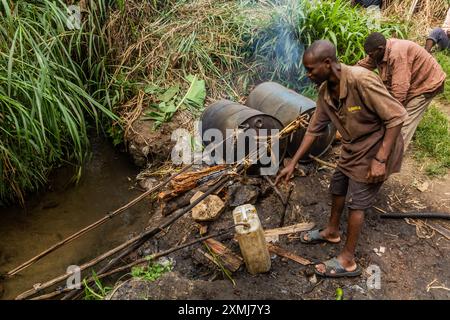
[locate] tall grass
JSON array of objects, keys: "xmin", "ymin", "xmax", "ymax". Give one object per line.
[
  {"xmin": 414, "ymin": 105, "xmax": 450, "ymax": 176},
  {"xmin": 247, "ymin": 0, "xmax": 408, "ymax": 94},
  {"xmin": 106, "ymin": 0, "xmax": 255, "ymax": 100},
  {"xmin": 0, "ymin": 0, "xmax": 117, "ymax": 204}
]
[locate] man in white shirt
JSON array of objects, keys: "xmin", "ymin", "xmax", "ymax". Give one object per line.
[{"xmin": 425, "ymin": 7, "xmax": 450, "ymax": 52}]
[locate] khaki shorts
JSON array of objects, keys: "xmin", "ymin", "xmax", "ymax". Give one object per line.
[{"xmin": 329, "ymin": 170, "xmax": 383, "ymax": 210}]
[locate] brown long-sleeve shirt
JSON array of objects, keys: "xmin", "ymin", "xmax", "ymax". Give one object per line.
[
  {"xmin": 306, "ymin": 64, "xmax": 407, "ymax": 183},
  {"xmin": 357, "ymin": 39, "xmax": 446, "ymax": 104}
]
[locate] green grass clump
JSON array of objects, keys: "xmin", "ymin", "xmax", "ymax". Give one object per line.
[
  {"xmin": 435, "ymin": 52, "xmax": 450, "ymax": 102},
  {"xmin": 0, "ymin": 0, "xmax": 118, "ymax": 204},
  {"xmin": 130, "ymin": 261, "xmax": 173, "ymax": 282},
  {"xmin": 414, "ymin": 105, "xmax": 450, "ymax": 176}
]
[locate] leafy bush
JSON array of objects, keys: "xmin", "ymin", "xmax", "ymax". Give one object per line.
[
  {"xmin": 0, "ymin": 0, "xmax": 117, "ymax": 204},
  {"xmin": 414, "ymin": 105, "xmax": 450, "ymax": 176}
]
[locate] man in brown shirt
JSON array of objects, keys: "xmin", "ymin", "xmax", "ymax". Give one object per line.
[
  {"xmin": 357, "ymin": 32, "xmax": 446, "ymax": 150},
  {"xmin": 276, "ymin": 40, "xmax": 407, "ymax": 277}
]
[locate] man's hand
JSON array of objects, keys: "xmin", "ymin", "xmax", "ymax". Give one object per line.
[
  {"xmin": 275, "ymin": 164, "xmax": 296, "ymax": 185},
  {"xmin": 366, "ymin": 159, "xmax": 386, "ymax": 183},
  {"xmin": 447, "ymin": 30, "xmax": 450, "ymax": 37}
]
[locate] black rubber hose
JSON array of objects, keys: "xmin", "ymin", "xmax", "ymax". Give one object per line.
[{"xmin": 380, "ymin": 212, "xmax": 450, "ymax": 220}]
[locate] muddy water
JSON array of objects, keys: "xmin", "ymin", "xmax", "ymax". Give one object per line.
[{"xmin": 0, "ymin": 137, "xmax": 150, "ymax": 299}]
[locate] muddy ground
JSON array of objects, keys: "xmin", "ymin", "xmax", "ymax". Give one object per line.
[{"xmin": 109, "ymin": 143, "xmax": 450, "ymax": 300}]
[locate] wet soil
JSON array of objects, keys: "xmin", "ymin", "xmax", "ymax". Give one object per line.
[{"xmin": 112, "ymin": 145, "xmax": 450, "ymax": 300}]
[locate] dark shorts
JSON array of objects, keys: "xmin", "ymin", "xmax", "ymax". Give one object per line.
[
  {"xmin": 329, "ymin": 170, "xmax": 383, "ymax": 210},
  {"xmin": 427, "ymin": 27, "xmax": 450, "ymax": 50}
]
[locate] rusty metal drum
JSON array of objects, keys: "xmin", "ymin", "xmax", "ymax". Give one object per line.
[
  {"xmin": 200, "ymin": 99, "xmax": 287, "ymax": 174},
  {"xmin": 245, "ymin": 82, "xmax": 336, "ymax": 162}
]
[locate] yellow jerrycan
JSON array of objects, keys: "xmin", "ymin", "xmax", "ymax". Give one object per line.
[{"xmin": 233, "ymin": 204, "xmax": 271, "ymax": 274}]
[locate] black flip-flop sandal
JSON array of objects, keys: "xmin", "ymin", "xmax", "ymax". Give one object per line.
[
  {"xmin": 314, "ymin": 257, "xmax": 362, "ymax": 278},
  {"xmin": 300, "ymin": 229, "xmax": 341, "ymax": 244}
]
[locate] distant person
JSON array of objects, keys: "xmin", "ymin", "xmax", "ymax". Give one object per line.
[
  {"xmin": 425, "ymin": 7, "xmax": 450, "ymax": 52},
  {"xmin": 351, "ymin": 0, "xmax": 382, "ymax": 9},
  {"xmin": 276, "ymin": 40, "xmax": 406, "ymax": 278},
  {"xmin": 357, "ymin": 33, "xmax": 446, "ymax": 150}
]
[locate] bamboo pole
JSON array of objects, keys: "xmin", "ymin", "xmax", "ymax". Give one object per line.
[
  {"xmin": 309, "ymin": 155, "xmax": 337, "ymax": 169},
  {"xmin": 16, "ymin": 173, "xmax": 234, "ymax": 300},
  {"xmin": 7, "ymin": 164, "xmax": 193, "ymax": 278},
  {"xmin": 31, "ymin": 226, "xmax": 240, "ymax": 300}
]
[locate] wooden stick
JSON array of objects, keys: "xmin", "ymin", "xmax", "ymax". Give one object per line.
[
  {"xmin": 16, "ymin": 174, "xmax": 233, "ymax": 300},
  {"xmin": 267, "ymin": 243, "xmax": 312, "ymax": 266},
  {"xmin": 279, "ymin": 185, "xmax": 293, "ymax": 227},
  {"xmin": 309, "ymin": 155, "xmax": 337, "ymax": 169},
  {"xmin": 407, "ymin": 0, "xmax": 420, "ymax": 21},
  {"xmin": 31, "ymin": 228, "xmax": 236, "ymax": 300},
  {"xmin": 263, "ymin": 176, "xmax": 287, "ymax": 204},
  {"xmin": 379, "ymin": 212, "xmax": 450, "ymax": 220},
  {"xmin": 63, "ymin": 173, "xmax": 237, "ymax": 300},
  {"xmin": 264, "ymin": 222, "xmax": 315, "ymax": 239},
  {"xmin": 7, "ymin": 164, "xmax": 192, "ymax": 277}
]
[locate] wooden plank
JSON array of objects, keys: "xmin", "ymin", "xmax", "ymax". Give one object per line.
[
  {"xmin": 264, "ymin": 222, "xmax": 315, "ymax": 242},
  {"xmin": 426, "ymin": 222, "xmax": 450, "ymax": 240},
  {"xmin": 267, "ymin": 243, "xmax": 311, "ymax": 266},
  {"xmin": 203, "ymin": 238, "xmax": 243, "ymax": 272}
]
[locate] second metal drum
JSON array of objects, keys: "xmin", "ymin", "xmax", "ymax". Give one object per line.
[{"xmin": 245, "ymin": 82, "xmax": 336, "ymax": 162}]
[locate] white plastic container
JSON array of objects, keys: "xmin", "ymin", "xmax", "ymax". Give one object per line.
[{"xmin": 233, "ymin": 204, "xmax": 271, "ymax": 274}]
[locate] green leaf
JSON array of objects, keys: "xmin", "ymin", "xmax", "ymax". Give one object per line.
[
  {"xmin": 163, "ymin": 102, "xmax": 177, "ymax": 113},
  {"xmin": 183, "ymin": 74, "xmax": 206, "ymax": 109},
  {"xmin": 144, "ymin": 84, "xmax": 160, "ymax": 94},
  {"xmin": 158, "ymin": 84, "xmax": 180, "ymax": 102}
]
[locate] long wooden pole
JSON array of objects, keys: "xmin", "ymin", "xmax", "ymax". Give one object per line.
[
  {"xmin": 31, "ymin": 226, "xmax": 239, "ymax": 300},
  {"xmin": 16, "ymin": 173, "xmax": 234, "ymax": 300},
  {"xmin": 6, "ymin": 164, "xmax": 192, "ymax": 277}
]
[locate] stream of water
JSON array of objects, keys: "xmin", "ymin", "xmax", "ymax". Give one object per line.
[{"xmin": 0, "ymin": 137, "xmax": 150, "ymax": 299}]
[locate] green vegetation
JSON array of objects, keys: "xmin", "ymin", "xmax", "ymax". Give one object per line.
[
  {"xmin": 248, "ymin": 0, "xmax": 407, "ymax": 93},
  {"xmin": 83, "ymin": 271, "xmax": 113, "ymax": 300},
  {"xmin": 435, "ymin": 52, "xmax": 450, "ymax": 102},
  {"xmin": 141, "ymin": 75, "xmax": 206, "ymax": 128},
  {"xmin": 0, "ymin": 0, "xmax": 117, "ymax": 204},
  {"xmin": 106, "ymin": 0, "xmax": 255, "ymax": 100},
  {"xmin": 413, "ymin": 51, "xmax": 450, "ymax": 176},
  {"xmin": 82, "ymin": 260, "xmax": 172, "ymax": 299},
  {"xmin": 414, "ymin": 105, "xmax": 450, "ymax": 176},
  {"xmin": 130, "ymin": 260, "xmax": 173, "ymax": 281}
]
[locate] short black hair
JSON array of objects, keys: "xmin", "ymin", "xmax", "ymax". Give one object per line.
[
  {"xmin": 364, "ymin": 32, "xmax": 387, "ymax": 53},
  {"xmin": 304, "ymin": 40, "xmax": 338, "ymax": 62}
]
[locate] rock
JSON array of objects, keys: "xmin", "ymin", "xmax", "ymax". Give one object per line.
[
  {"xmin": 350, "ymin": 285, "xmax": 366, "ymax": 294},
  {"xmin": 190, "ymin": 191, "xmax": 225, "ymax": 221},
  {"xmin": 138, "ymin": 177, "xmax": 158, "ymax": 190},
  {"xmin": 157, "ymin": 256, "xmax": 176, "ymax": 268},
  {"xmin": 227, "ymin": 183, "xmax": 260, "ymax": 207},
  {"xmin": 416, "ymin": 181, "xmax": 429, "ymax": 192},
  {"xmin": 309, "ymin": 274, "xmax": 318, "ymax": 284}
]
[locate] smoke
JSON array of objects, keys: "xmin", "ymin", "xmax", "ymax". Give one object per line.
[{"xmin": 247, "ymin": 0, "xmax": 313, "ymax": 94}]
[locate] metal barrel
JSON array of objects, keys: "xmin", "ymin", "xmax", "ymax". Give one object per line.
[
  {"xmin": 200, "ymin": 99, "xmax": 287, "ymax": 173},
  {"xmin": 245, "ymin": 82, "xmax": 336, "ymax": 162}
]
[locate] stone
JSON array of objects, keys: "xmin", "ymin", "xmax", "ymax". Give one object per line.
[
  {"xmin": 227, "ymin": 182, "xmax": 260, "ymax": 207},
  {"xmin": 190, "ymin": 191, "xmax": 225, "ymax": 221}
]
